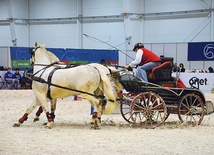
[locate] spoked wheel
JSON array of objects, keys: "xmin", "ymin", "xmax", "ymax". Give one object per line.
[
  {"xmin": 164, "ymin": 112, "xmax": 170, "ymax": 121},
  {"xmin": 120, "ymin": 100, "xmax": 133, "ymax": 124},
  {"xmin": 178, "ymin": 93, "xmax": 204, "ymax": 126},
  {"xmin": 130, "ymin": 92, "xmax": 167, "ymax": 129},
  {"xmin": 119, "ymin": 93, "xmax": 136, "ymax": 124}
]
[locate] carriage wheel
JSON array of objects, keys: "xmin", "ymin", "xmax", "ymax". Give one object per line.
[
  {"xmin": 178, "ymin": 93, "xmax": 204, "ymax": 126},
  {"xmin": 164, "ymin": 112, "xmax": 170, "ymax": 121},
  {"xmin": 130, "ymin": 92, "xmax": 167, "ymax": 129},
  {"xmin": 120, "ymin": 100, "xmax": 133, "ymax": 124},
  {"xmin": 119, "ymin": 93, "xmax": 136, "ymax": 124}
]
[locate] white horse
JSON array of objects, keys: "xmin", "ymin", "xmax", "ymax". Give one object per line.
[
  {"xmin": 13, "ymin": 44, "xmax": 118, "ymax": 129},
  {"xmin": 32, "ymin": 53, "xmax": 123, "ymax": 125}
]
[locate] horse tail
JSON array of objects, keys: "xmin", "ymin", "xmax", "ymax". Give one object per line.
[{"xmin": 98, "ymin": 70, "xmax": 118, "ymax": 115}]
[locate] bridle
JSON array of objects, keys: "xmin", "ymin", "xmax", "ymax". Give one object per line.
[
  {"xmin": 28, "ymin": 46, "xmax": 116, "ymax": 101},
  {"xmin": 29, "ymin": 46, "xmax": 40, "ymax": 66},
  {"xmin": 29, "ymin": 46, "xmax": 59, "ymax": 79}
]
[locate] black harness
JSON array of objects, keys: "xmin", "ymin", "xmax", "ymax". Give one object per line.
[
  {"xmin": 47, "ymin": 66, "xmax": 60, "ymax": 99},
  {"xmin": 29, "ymin": 47, "xmax": 115, "ymax": 102},
  {"xmin": 30, "ymin": 64, "xmax": 114, "ymax": 102}
]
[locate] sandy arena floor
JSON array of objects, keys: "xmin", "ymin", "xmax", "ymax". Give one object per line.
[{"xmin": 0, "ymin": 90, "xmax": 214, "ymax": 155}]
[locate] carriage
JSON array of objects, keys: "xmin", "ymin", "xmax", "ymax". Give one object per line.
[
  {"xmin": 117, "ymin": 57, "xmax": 212, "ymax": 129},
  {"xmin": 13, "ymin": 44, "xmax": 213, "ymax": 129}
]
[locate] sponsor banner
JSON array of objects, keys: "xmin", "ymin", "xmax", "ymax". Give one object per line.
[
  {"xmin": 70, "ymin": 60, "xmax": 88, "ymax": 64},
  {"xmin": 59, "ymin": 60, "xmax": 71, "ymax": 64},
  {"xmin": 12, "ymin": 60, "xmax": 31, "ymax": 69},
  {"xmin": 172, "ymin": 73, "xmax": 214, "ymax": 93},
  {"xmin": 10, "ymin": 47, "xmax": 118, "ymax": 70},
  {"xmin": 188, "ymin": 42, "xmax": 214, "ymax": 61}
]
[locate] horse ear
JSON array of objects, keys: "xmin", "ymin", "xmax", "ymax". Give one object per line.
[
  {"xmin": 29, "ymin": 48, "xmax": 35, "ymax": 55},
  {"xmin": 40, "ymin": 44, "xmax": 46, "ymax": 49},
  {"xmin": 35, "ymin": 42, "xmax": 38, "ymax": 48}
]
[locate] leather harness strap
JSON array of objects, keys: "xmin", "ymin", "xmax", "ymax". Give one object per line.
[
  {"xmin": 47, "ymin": 66, "xmax": 61, "ymax": 100},
  {"xmin": 31, "ymin": 65, "xmax": 115, "ymax": 102}
]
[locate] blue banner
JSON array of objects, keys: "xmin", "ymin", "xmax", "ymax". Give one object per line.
[
  {"xmin": 188, "ymin": 42, "xmax": 214, "ymax": 61},
  {"xmin": 10, "ymin": 47, "xmax": 118, "ymax": 70}
]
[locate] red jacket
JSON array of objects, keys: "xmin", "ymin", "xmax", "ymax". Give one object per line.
[{"xmin": 139, "ymin": 48, "xmax": 161, "ymax": 66}]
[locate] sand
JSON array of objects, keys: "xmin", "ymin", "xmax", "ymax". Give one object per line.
[{"xmin": 0, "ymin": 90, "xmax": 214, "ymax": 155}]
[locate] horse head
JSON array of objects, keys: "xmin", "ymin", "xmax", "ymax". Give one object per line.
[
  {"xmin": 29, "ymin": 42, "xmax": 39, "ymax": 56},
  {"xmin": 109, "ymin": 68, "xmax": 124, "ymax": 92},
  {"xmin": 29, "ymin": 43, "xmax": 51, "ymax": 65}
]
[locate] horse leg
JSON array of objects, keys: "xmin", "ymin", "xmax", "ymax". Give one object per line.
[
  {"xmin": 91, "ymin": 110, "xmax": 101, "ymax": 129},
  {"xmin": 32, "ymin": 92, "xmax": 54, "ymax": 129},
  {"xmin": 90, "ymin": 100, "xmax": 103, "ymax": 129},
  {"xmin": 101, "ymin": 100, "xmax": 107, "ymax": 113},
  {"xmin": 33, "ymin": 99, "xmax": 57, "ymax": 123},
  {"xmin": 94, "ymin": 99, "xmax": 108, "ymax": 126},
  {"xmin": 42, "ymin": 101, "xmax": 54, "ymax": 129},
  {"xmin": 50, "ymin": 99, "xmax": 57, "ymax": 121},
  {"xmin": 33, "ymin": 106, "xmax": 43, "ymax": 122},
  {"xmin": 13, "ymin": 97, "xmax": 40, "ymax": 127}
]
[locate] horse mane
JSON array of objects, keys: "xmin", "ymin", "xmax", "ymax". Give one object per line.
[
  {"xmin": 35, "ymin": 44, "xmax": 59, "ymax": 64},
  {"xmin": 47, "ymin": 51, "xmax": 60, "ymax": 63}
]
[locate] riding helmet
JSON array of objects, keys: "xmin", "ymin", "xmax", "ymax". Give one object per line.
[{"xmin": 133, "ymin": 43, "xmax": 144, "ymax": 51}]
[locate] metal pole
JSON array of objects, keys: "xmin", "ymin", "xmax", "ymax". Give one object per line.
[
  {"xmin": 77, "ymin": 0, "xmax": 83, "ymax": 48},
  {"xmin": 211, "ymin": 0, "xmax": 214, "ymax": 41},
  {"xmin": 7, "ymin": 0, "xmax": 17, "ymax": 46}
]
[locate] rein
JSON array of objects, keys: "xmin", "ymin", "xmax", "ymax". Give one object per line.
[
  {"xmin": 31, "ymin": 74, "xmax": 114, "ymax": 102},
  {"xmin": 29, "ymin": 47, "xmax": 114, "ymax": 102},
  {"xmin": 31, "ymin": 63, "xmax": 114, "ymax": 102},
  {"xmin": 30, "ymin": 61, "xmax": 59, "ymax": 80}
]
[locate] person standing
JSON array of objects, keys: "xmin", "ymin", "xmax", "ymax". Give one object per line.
[{"xmin": 125, "ymin": 43, "xmax": 161, "ymax": 82}]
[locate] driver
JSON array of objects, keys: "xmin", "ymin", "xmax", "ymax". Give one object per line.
[{"xmin": 125, "ymin": 43, "xmax": 161, "ymax": 82}]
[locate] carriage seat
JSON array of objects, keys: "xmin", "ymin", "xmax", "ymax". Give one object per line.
[{"xmin": 148, "ymin": 57, "xmax": 174, "ymax": 82}]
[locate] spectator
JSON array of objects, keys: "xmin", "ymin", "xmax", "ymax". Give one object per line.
[
  {"xmin": 0, "ymin": 66, "xmax": 4, "ymax": 71},
  {"xmin": 179, "ymin": 63, "xmax": 185, "ymax": 72},
  {"xmin": 4, "ymin": 67, "xmax": 14, "ymax": 89},
  {"xmin": 208, "ymin": 67, "xmax": 214, "ymax": 73},
  {"xmin": 172, "ymin": 63, "xmax": 179, "ymax": 72},
  {"xmin": 21, "ymin": 68, "xmax": 32, "ymax": 89},
  {"xmin": 13, "ymin": 68, "xmax": 23, "ymax": 89},
  {"xmin": 100, "ymin": 59, "xmax": 107, "ymax": 65}
]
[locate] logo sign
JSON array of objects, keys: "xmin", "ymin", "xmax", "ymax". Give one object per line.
[
  {"xmin": 12, "ymin": 60, "xmax": 31, "ymax": 69},
  {"xmin": 189, "ymin": 77, "xmax": 208, "ymax": 89},
  {"xmin": 203, "ymin": 44, "xmax": 214, "ymax": 59},
  {"xmin": 188, "ymin": 42, "xmax": 214, "ymax": 61}
]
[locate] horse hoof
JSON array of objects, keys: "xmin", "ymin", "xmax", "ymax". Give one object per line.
[
  {"xmin": 45, "ymin": 126, "xmax": 51, "ymax": 129},
  {"xmin": 90, "ymin": 126, "xmax": 100, "ymax": 130},
  {"xmin": 90, "ymin": 124, "xmax": 101, "ymax": 130},
  {"xmin": 43, "ymin": 122, "xmax": 47, "ymax": 125},
  {"xmin": 33, "ymin": 118, "xmax": 39, "ymax": 122},
  {"xmin": 13, "ymin": 123, "xmax": 21, "ymax": 127}
]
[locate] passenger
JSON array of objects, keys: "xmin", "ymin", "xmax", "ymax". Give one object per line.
[{"xmin": 125, "ymin": 43, "xmax": 161, "ymax": 82}]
